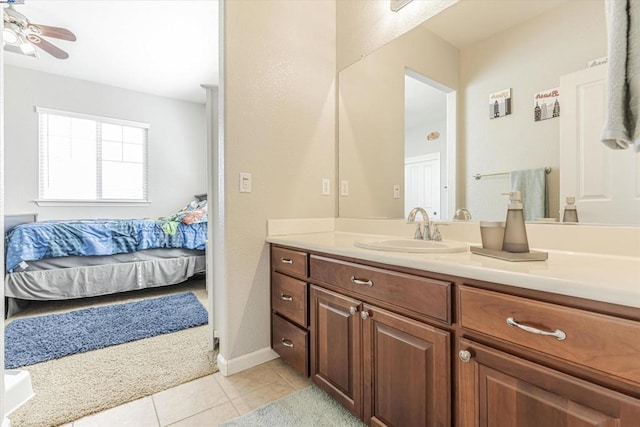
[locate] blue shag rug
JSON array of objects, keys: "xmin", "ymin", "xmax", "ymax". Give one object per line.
[{"xmin": 5, "ymin": 292, "xmax": 208, "ymax": 369}]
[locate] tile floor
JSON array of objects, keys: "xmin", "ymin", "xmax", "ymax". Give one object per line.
[{"xmin": 61, "ymin": 357, "xmax": 312, "ymax": 427}]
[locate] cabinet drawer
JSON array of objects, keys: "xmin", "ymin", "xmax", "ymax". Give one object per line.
[
  {"xmin": 272, "ymin": 272, "xmax": 307, "ymax": 327},
  {"xmin": 459, "ymin": 285, "xmax": 640, "ymax": 384},
  {"xmin": 272, "ymin": 313, "xmax": 309, "ymax": 377},
  {"xmin": 310, "ymin": 255, "xmax": 451, "ymax": 323},
  {"xmin": 272, "ymin": 246, "xmax": 307, "ymax": 278}
]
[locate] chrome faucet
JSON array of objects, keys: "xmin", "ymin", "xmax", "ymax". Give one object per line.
[{"xmin": 407, "ymin": 207, "xmax": 432, "ymax": 240}]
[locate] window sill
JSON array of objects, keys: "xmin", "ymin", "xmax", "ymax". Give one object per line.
[{"xmin": 35, "ymin": 199, "xmax": 151, "ymax": 207}]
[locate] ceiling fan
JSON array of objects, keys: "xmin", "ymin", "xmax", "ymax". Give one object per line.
[{"xmin": 3, "ymin": 1, "xmax": 76, "ymax": 59}]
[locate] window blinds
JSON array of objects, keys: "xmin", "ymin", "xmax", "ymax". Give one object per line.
[{"xmin": 37, "ymin": 107, "xmax": 149, "ymax": 202}]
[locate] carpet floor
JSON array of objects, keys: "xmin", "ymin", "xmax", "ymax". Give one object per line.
[
  {"xmin": 221, "ymin": 385, "xmax": 366, "ymax": 427},
  {"xmin": 5, "ymin": 279, "xmax": 217, "ymax": 427}
]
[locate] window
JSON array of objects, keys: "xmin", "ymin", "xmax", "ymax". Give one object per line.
[{"xmin": 37, "ymin": 107, "xmax": 149, "ymax": 202}]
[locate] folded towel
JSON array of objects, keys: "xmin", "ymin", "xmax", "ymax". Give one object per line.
[
  {"xmin": 601, "ymin": 0, "xmax": 640, "ymax": 152},
  {"xmin": 510, "ymin": 168, "xmax": 548, "ymax": 222},
  {"xmin": 630, "ymin": 0, "xmax": 640, "ymax": 150}
]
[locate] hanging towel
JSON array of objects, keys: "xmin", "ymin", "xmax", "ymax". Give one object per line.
[
  {"xmin": 510, "ymin": 168, "xmax": 548, "ymax": 222},
  {"xmin": 601, "ymin": 0, "xmax": 640, "ymax": 152}
]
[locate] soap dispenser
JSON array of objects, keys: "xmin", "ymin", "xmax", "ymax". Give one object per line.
[
  {"xmin": 562, "ymin": 196, "xmax": 579, "ymax": 223},
  {"xmin": 501, "ymin": 191, "xmax": 530, "ymax": 253}
]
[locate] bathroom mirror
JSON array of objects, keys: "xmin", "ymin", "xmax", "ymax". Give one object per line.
[{"xmin": 337, "ymin": 0, "xmax": 636, "ymax": 224}]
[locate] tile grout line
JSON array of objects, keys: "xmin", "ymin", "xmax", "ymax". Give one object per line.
[{"xmin": 150, "ymin": 394, "xmax": 162, "ymax": 427}]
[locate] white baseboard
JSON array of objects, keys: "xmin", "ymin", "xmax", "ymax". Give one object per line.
[{"xmin": 216, "ymin": 347, "xmax": 279, "ymax": 376}]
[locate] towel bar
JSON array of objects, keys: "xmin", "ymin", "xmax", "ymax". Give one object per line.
[{"xmin": 473, "ymin": 167, "xmax": 551, "ymax": 180}]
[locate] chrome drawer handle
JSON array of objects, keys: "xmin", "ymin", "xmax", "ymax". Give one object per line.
[
  {"xmin": 506, "ymin": 317, "xmax": 566, "ymax": 341},
  {"xmin": 280, "ymin": 294, "xmax": 293, "ymax": 301},
  {"xmin": 351, "ymin": 276, "xmax": 373, "ymax": 287},
  {"xmin": 281, "ymin": 338, "xmax": 294, "ymax": 348},
  {"xmin": 280, "ymin": 258, "xmax": 293, "ymax": 264}
]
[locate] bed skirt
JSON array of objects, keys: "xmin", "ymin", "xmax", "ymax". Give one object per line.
[{"xmin": 5, "ymin": 252, "xmax": 205, "ymax": 318}]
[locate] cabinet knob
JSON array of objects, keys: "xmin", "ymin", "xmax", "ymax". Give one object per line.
[
  {"xmin": 360, "ymin": 311, "xmax": 370, "ymax": 320},
  {"xmin": 459, "ymin": 350, "xmax": 472, "ymax": 363},
  {"xmin": 349, "ymin": 306, "xmax": 358, "ymax": 315}
]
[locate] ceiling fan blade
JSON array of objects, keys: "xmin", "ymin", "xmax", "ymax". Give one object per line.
[
  {"xmin": 27, "ymin": 23, "xmax": 76, "ymax": 41},
  {"xmin": 27, "ymin": 34, "xmax": 69, "ymax": 59}
]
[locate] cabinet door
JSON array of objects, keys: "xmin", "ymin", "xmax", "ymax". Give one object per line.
[
  {"xmin": 310, "ymin": 285, "xmax": 362, "ymax": 418},
  {"xmin": 458, "ymin": 338, "xmax": 640, "ymax": 427},
  {"xmin": 362, "ymin": 304, "xmax": 450, "ymax": 427}
]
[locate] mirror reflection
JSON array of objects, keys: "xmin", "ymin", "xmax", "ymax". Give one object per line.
[
  {"xmin": 338, "ymin": 0, "xmax": 639, "ymax": 225},
  {"xmin": 403, "ymin": 70, "xmax": 452, "ymax": 220}
]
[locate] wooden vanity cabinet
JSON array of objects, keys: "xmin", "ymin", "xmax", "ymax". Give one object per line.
[
  {"xmin": 309, "ymin": 256, "xmax": 452, "ymax": 427},
  {"xmin": 270, "ymin": 244, "xmax": 640, "ymax": 427},
  {"xmin": 270, "ymin": 246, "xmax": 310, "ymax": 376},
  {"xmin": 458, "ymin": 338, "xmax": 640, "ymax": 426},
  {"xmin": 361, "ymin": 303, "xmax": 450, "ymax": 427},
  {"xmin": 310, "ymin": 285, "xmax": 362, "ymax": 417},
  {"xmin": 457, "ymin": 285, "xmax": 640, "ymax": 426}
]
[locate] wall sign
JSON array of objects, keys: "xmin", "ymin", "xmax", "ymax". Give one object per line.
[
  {"xmin": 534, "ymin": 87, "xmax": 560, "ymax": 122},
  {"xmin": 489, "ymin": 88, "xmax": 512, "ymax": 119}
]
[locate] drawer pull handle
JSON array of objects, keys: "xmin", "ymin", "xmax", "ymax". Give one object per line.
[
  {"xmin": 281, "ymin": 338, "xmax": 294, "ymax": 348},
  {"xmin": 506, "ymin": 317, "xmax": 567, "ymax": 341},
  {"xmin": 280, "ymin": 258, "xmax": 293, "ymax": 264},
  {"xmin": 351, "ymin": 276, "xmax": 373, "ymax": 287},
  {"xmin": 280, "ymin": 294, "xmax": 293, "ymax": 301}
]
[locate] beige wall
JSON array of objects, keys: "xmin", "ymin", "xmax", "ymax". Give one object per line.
[
  {"xmin": 460, "ymin": 0, "xmax": 606, "ymax": 221},
  {"xmin": 337, "ymin": 0, "xmax": 458, "ymax": 71},
  {"xmin": 223, "ymin": 0, "xmax": 336, "ymax": 360},
  {"xmin": 339, "ymin": 23, "xmax": 458, "ymax": 218}
]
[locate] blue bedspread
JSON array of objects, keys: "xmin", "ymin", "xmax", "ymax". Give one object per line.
[{"xmin": 5, "ymin": 219, "xmax": 207, "ymax": 272}]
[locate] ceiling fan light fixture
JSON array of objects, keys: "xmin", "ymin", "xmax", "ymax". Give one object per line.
[
  {"xmin": 3, "ymin": 24, "xmax": 19, "ymax": 45},
  {"xmin": 3, "ymin": 4, "xmax": 75, "ymax": 59},
  {"xmin": 19, "ymin": 36, "xmax": 35, "ymax": 55}
]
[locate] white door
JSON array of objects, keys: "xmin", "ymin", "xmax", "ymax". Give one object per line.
[
  {"xmin": 405, "ymin": 154, "xmax": 441, "ymax": 219},
  {"xmin": 560, "ymin": 65, "xmax": 640, "ymax": 225}
]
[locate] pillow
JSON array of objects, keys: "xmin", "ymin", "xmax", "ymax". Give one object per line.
[{"xmin": 182, "ymin": 209, "xmax": 207, "ymax": 225}]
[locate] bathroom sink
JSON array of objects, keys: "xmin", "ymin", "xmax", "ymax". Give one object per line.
[{"xmin": 354, "ymin": 238, "xmax": 468, "ymax": 253}]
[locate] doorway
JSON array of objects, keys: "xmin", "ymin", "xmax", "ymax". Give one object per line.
[{"xmin": 404, "ymin": 69, "xmax": 456, "ymax": 220}]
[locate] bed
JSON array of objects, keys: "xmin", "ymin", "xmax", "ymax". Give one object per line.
[{"xmin": 4, "ymin": 199, "xmax": 208, "ymax": 317}]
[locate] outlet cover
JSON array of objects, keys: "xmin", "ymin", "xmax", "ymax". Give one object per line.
[
  {"xmin": 393, "ymin": 184, "xmax": 401, "ymax": 199},
  {"xmin": 341, "ymin": 180, "xmax": 349, "ymax": 196},
  {"xmin": 322, "ymin": 178, "xmax": 331, "ymax": 195}
]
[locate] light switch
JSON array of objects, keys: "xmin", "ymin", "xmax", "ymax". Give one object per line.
[
  {"xmin": 393, "ymin": 184, "xmax": 401, "ymax": 199},
  {"xmin": 240, "ymin": 172, "xmax": 251, "ymax": 193}
]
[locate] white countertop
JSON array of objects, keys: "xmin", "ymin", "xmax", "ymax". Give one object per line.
[{"xmin": 267, "ymin": 231, "xmax": 640, "ymax": 309}]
